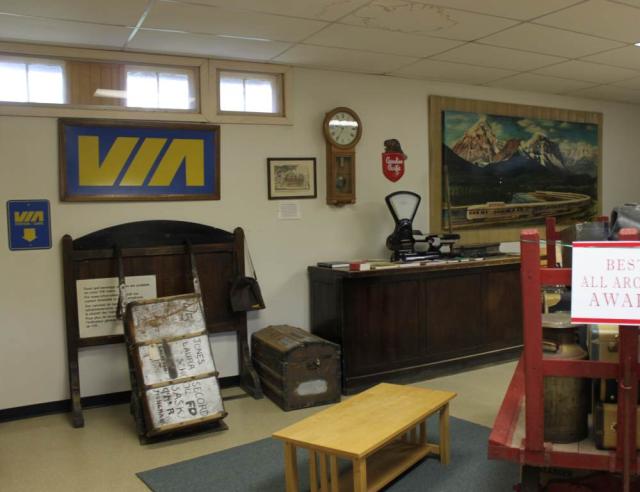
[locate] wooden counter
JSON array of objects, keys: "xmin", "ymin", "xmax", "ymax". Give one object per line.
[{"xmin": 308, "ymin": 256, "xmax": 523, "ymax": 394}]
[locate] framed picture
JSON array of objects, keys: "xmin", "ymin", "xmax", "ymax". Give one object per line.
[
  {"xmin": 267, "ymin": 158, "xmax": 317, "ymax": 199},
  {"xmin": 59, "ymin": 118, "xmax": 220, "ymax": 201},
  {"xmin": 428, "ymin": 96, "xmax": 602, "ymax": 243}
]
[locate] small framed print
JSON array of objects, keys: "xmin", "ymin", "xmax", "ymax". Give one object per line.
[{"xmin": 267, "ymin": 157, "xmax": 317, "ymax": 200}]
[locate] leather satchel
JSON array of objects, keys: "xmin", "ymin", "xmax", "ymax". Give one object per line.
[
  {"xmin": 230, "ymin": 237, "xmax": 266, "ymax": 312},
  {"xmin": 230, "ymin": 276, "xmax": 265, "ymax": 312}
]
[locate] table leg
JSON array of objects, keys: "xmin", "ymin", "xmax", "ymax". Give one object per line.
[
  {"xmin": 353, "ymin": 458, "xmax": 367, "ymax": 492},
  {"xmin": 419, "ymin": 420, "xmax": 427, "ymax": 445},
  {"xmin": 284, "ymin": 442, "xmax": 299, "ymax": 492},
  {"xmin": 309, "ymin": 450, "xmax": 318, "ymax": 492},
  {"xmin": 439, "ymin": 403, "xmax": 450, "ymax": 465},
  {"xmin": 319, "ymin": 452, "xmax": 329, "ymax": 491},
  {"xmin": 330, "ymin": 455, "xmax": 339, "ymax": 492}
]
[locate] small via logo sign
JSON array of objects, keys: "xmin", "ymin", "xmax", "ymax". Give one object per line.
[
  {"xmin": 382, "ymin": 152, "xmax": 405, "ymax": 182},
  {"xmin": 6, "ymin": 200, "xmax": 51, "ymax": 251}
]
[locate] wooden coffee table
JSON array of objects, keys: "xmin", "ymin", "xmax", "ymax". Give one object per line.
[{"xmin": 272, "ymin": 383, "xmax": 457, "ymax": 492}]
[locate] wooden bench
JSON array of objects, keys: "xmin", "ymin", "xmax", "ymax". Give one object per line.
[{"xmin": 272, "ymin": 383, "xmax": 457, "ymax": 492}]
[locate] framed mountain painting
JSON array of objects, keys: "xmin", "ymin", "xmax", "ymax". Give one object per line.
[{"xmin": 428, "ymin": 96, "xmax": 602, "ymax": 243}]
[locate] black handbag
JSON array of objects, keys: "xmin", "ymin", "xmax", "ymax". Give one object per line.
[{"xmin": 230, "ymin": 238, "xmax": 265, "ymax": 312}]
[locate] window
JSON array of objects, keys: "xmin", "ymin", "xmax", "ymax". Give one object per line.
[
  {"xmin": 0, "ymin": 57, "xmax": 64, "ymax": 104},
  {"xmin": 126, "ymin": 67, "xmax": 196, "ymax": 110},
  {"xmin": 219, "ymin": 70, "xmax": 282, "ymax": 115}
]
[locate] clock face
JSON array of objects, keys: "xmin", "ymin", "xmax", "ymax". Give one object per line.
[{"xmin": 327, "ymin": 111, "xmax": 360, "ymax": 147}]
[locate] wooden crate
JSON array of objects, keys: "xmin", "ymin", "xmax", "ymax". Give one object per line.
[
  {"xmin": 125, "ymin": 293, "xmax": 227, "ymax": 439},
  {"xmin": 252, "ymin": 325, "xmax": 340, "ymax": 411}
]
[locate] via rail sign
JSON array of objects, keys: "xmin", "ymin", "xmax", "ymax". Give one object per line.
[
  {"xmin": 59, "ymin": 119, "xmax": 220, "ymax": 201},
  {"xmin": 7, "ymin": 200, "xmax": 51, "ymax": 251}
]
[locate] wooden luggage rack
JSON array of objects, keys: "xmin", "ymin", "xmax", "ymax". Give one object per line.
[
  {"xmin": 62, "ymin": 220, "xmax": 262, "ymax": 428},
  {"xmin": 489, "ymin": 218, "xmax": 640, "ymax": 491}
]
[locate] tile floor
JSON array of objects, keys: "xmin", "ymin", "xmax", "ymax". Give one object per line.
[{"xmin": 0, "ymin": 360, "xmax": 517, "ymax": 492}]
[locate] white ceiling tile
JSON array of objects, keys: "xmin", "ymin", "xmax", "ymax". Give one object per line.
[
  {"xmin": 582, "ymin": 45, "xmax": 640, "ymax": 70},
  {"xmin": 340, "ymin": 0, "xmax": 518, "ymax": 41},
  {"xmin": 432, "ymin": 43, "xmax": 565, "ymax": 71},
  {"xmin": 479, "ymin": 23, "xmax": 625, "ymax": 58},
  {"xmin": 612, "ymin": 0, "xmax": 640, "ymax": 7},
  {"xmin": 533, "ymin": 60, "xmax": 640, "ymax": 84},
  {"xmin": 392, "ymin": 59, "xmax": 516, "ymax": 84},
  {"xmin": 0, "ymin": 14, "xmax": 132, "ymax": 48},
  {"xmin": 304, "ymin": 24, "xmax": 464, "ymax": 57},
  {"xmin": 273, "ymin": 44, "xmax": 418, "ymax": 74},
  {"xmin": 568, "ymin": 84, "xmax": 640, "ymax": 103},
  {"xmin": 0, "ymin": 0, "xmax": 148, "ymax": 26},
  {"xmin": 129, "ymin": 29, "xmax": 291, "ymax": 60},
  {"xmin": 486, "ymin": 73, "xmax": 597, "ymax": 93},
  {"xmin": 145, "ymin": 1, "xmax": 328, "ymax": 42},
  {"xmin": 534, "ymin": 0, "xmax": 640, "ymax": 43},
  {"xmin": 171, "ymin": 0, "xmax": 371, "ymax": 21},
  {"xmin": 611, "ymin": 76, "xmax": 640, "ymax": 89},
  {"xmin": 413, "ymin": 0, "xmax": 583, "ymax": 20}
]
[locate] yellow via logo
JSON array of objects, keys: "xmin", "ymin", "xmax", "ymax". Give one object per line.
[
  {"xmin": 13, "ymin": 211, "xmax": 45, "ymax": 226},
  {"xmin": 78, "ymin": 136, "xmax": 205, "ymax": 187}
]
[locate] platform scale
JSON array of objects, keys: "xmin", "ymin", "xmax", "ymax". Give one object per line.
[{"xmin": 489, "ymin": 218, "xmax": 640, "ymax": 491}]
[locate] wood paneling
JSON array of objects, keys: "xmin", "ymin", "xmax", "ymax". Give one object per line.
[
  {"xmin": 309, "ymin": 258, "xmax": 523, "ymax": 393},
  {"xmin": 66, "ymin": 60, "xmax": 126, "ymax": 106}
]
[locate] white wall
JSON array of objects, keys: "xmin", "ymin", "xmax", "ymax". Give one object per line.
[{"xmin": 1, "ymin": 67, "xmax": 639, "ymax": 409}]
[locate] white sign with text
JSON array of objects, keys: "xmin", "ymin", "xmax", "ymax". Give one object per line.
[
  {"xmin": 571, "ymin": 241, "xmax": 640, "ymax": 325},
  {"xmin": 77, "ymin": 275, "xmax": 157, "ymax": 338}
]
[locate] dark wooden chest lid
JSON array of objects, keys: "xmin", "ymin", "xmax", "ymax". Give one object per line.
[{"xmin": 253, "ymin": 325, "xmax": 339, "ymax": 355}]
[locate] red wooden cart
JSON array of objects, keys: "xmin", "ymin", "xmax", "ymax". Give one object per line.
[{"xmin": 488, "ymin": 218, "xmax": 640, "ymax": 491}]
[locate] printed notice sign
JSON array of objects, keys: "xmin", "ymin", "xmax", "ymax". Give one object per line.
[
  {"xmin": 76, "ymin": 275, "xmax": 157, "ymax": 338},
  {"xmin": 571, "ymin": 241, "xmax": 640, "ymax": 325}
]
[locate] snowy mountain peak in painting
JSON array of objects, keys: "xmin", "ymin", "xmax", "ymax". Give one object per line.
[
  {"xmin": 519, "ymin": 133, "xmax": 566, "ymax": 170},
  {"xmin": 451, "ymin": 118, "xmax": 500, "ymax": 167}
]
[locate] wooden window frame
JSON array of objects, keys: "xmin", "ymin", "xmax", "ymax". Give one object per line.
[{"xmin": 0, "ymin": 42, "xmax": 294, "ymax": 125}]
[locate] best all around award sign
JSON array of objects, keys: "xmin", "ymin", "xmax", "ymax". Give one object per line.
[{"xmin": 571, "ymin": 241, "xmax": 640, "ymax": 325}]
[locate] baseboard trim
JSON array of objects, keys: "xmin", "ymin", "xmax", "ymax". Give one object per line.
[{"xmin": 0, "ymin": 375, "xmax": 241, "ymax": 423}]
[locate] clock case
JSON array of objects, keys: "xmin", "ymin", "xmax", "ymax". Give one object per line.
[{"xmin": 323, "ymin": 107, "xmax": 362, "ymax": 206}]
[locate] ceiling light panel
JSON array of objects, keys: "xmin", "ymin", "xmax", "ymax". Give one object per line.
[
  {"xmin": 340, "ymin": 0, "xmax": 518, "ymax": 41},
  {"xmin": 144, "ymin": 1, "xmax": 328, "ymax": 43}
]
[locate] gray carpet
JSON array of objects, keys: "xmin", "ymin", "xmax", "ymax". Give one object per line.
[{"xmin": 137, "ymin": 416, "xmax": 519, "ymax": 491}]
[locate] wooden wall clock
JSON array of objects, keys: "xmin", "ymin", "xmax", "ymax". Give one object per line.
[{"xmin": 323, "ymin": 107, "xmax": 362, "ymax": 205}]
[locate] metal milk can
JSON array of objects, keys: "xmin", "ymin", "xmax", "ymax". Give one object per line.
[{"xmin": 542, "ymin": 312, "xmax": 589, "ymax": 443}]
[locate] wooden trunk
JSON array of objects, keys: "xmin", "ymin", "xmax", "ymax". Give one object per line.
[{"xmin": 251, "ymin": 325, "xmax": 341, "ymax": 411}]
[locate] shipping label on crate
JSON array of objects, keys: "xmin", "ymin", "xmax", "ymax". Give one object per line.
[
  {"xmin": 146, "ymin": 377, "xmax": 224, "ymax": 430},
  {"xmin": 130, "ymin": 296, "xmax": 205, "ymax": 343},
  {"xmin": 571, "ymin": 241, "xmax": 640, "ymax": 325},
  {"xmin": 138, "ymin": 335, "xmax": 216, "ymax": 386}
]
